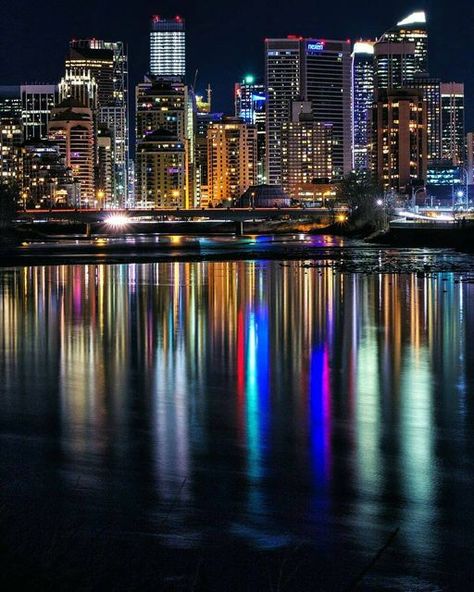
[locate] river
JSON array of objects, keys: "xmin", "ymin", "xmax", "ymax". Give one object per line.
[{"xmin": 1, "ymin": 238, "xmax": 474, "ymax": 590}]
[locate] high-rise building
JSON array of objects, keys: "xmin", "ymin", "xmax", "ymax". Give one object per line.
[
  {"xmin": 411, "ymin": 74, "xmax": 441, "ymax": 163},
  {"xmin": 48, "ymin": 98, "xmax": 95, "ymax": 206},
  {"xmin": 378, "ymin": 11, "xmax": 428, "ymax": 74},
  {"xmin": 265, "ymin": 38, "xmax": 302, "ymax": 186},
  {"xmin": 207, "ymin": 116, "xmax": 257, "ymax": 204},
  {"xmin": 281, "ymin": 101, "xmax": 332, "ymax": 199},
  {"xmin": 136, "ymin": 79, "xmax": 186, "ymax": 141},
  {"xmin": 21, "ymin": 85, "xmax": 58, "ymax": 141},
  {"xmin": 196, "ymin": 111, "xmax": 223, "ymax": 207},
  {"xmin": 136, "ymin": 130, "xmax": 187, "ymax": 208},
  {"xmin": 19, "ymin": 140, "xmax": 80, "ymax": 208},
  {"xmin": 136, "ymin": 78, "xmax": 196, "ymax": 207},
  {"xmin": 235, "ymin": 75, "xmax": 266, "ymax": 184},
  {"xmin": 352, "ymin": 41, "xmax": 375, "ymax": 170},
  {"xmin": 150, "ymin": 15, "xmax": 186, "ymax": 80},
  {"xmin": 441, "ymin": 83, "xmax": 465, "ymax": 165},
  {"xmin": 372, "ymin": 89, "xmax": 427, "ymax": 193},
  {"xmin": 304, "ymin": 39, "xmax": 352, "ymax": 179},
  {"xmin": 374, "ymin": 41, "xmax": 417, "ymax": 89},
  {"xmin": 265, "ymin": 37, "xmax": 351, "ymax": 184},
  {"xmin": 60, "ymin": 39, "xmax": 129, "ymax": 205}
]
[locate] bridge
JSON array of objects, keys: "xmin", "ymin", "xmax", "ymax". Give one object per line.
[{"xmin": 16, "ymin": 207, "xmax": 345, "ymax": 224}]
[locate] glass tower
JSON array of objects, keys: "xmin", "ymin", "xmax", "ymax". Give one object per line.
[
  {"xmin": 150, "ymin": 16, "xmax": 186, "ymax": 80},
  {"xmin": 352, "ymin": 42, "xmax": 375, "ymax": 171}
]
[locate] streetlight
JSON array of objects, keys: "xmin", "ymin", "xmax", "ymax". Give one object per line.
[{"xmin": 411, "ymin": 187, "xmax": 425, "ymax": 210}]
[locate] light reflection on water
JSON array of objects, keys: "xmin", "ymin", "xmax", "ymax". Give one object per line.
[{"xmin": 1, "ymin": 259, "xmax": 474, "ymax": 588}]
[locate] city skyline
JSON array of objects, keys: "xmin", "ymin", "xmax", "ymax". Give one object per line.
[{"xmin": 1, "ymin": 2, "xmax": 473, "ymax": 126}]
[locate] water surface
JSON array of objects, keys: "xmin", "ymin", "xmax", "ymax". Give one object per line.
[{"xmin": 1, "ymin": 248, "xmax": 474, "ymax": 590}]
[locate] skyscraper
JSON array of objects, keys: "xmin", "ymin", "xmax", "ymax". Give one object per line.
[
  {"xmin": 265, "ymin": 37, "xmax": 351, "ymax": 185},
  {"xmin": 352, "ymin": 41, "xmax": 375, "ymax": 170},
  {"xmin": 281, "ymin": 101, "xmax": 332, "ymax": 199},
  {"xmin": 135, "ymin": 79, "xmax": 194, "ymax": 207},
  {"xmin": 378, "ymin": 11, "xmax": 428, "ymax": 74},
  {"xmin": 48, "ymin": 98, "xmax": 95, "ymax": 206},
  {"xmin": 374, "ymin": 41, "xmax": 416, "ymax": 89},
  {"xmin": 372, "ymin": 89, "xmax": 427, "ymax": 192},
  {"xmin": 441, "ymin": 83, "xmax": 465, "ymax": 165},
  {"xmin": 207, "ymin": 117, "xmax": 257, "ymax": 204},
  {"xmin": 60, "ymin": 39, "xmax": 129, "ymax": 206},
  {"xmin": 235, "ymin": 75, "xmax": 266, "ymax": 184},
  {"xmin": 265, "ymin": 38, "xmax": 302, "ymax": 186},
  {"xmin": 411, "ymin": 74, "xmax": 441, "ymax": 163},
  {"xmin": 150, "ymin": 16, "xmax": 186, "ymax": 80},
  {"xmin": 303, "ymin": 39, "xmax": 352, "ymax": 179}
]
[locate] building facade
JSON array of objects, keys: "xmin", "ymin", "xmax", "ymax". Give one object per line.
[
  {"xmin": 378, "ymin": 11, "xmax": 428, "ymax": 74},
  {"xmin": 48, "ymin": 98, "xmax": 95, "ymax": 206},
  {"xmin": 441, "ymin": 82, "xmax": 465, "ymax": 165},
  {"xmin": 265, "ymin": 37, "xmax": 351, "ymax": 185},
  {"xmin": 352, "ymin": 41, "xmax": 375, "ymax": 170},
  {"xmin": 235, "ymin": 75, "xmax": 266, "ymax": 184},
  {"xmin": 207, "ymin": 117, "xmax": 257, "ymax": 204},
  {"xmin": 372, "ymin": 89, "xmax": 427, "ymax": 193},
  {"xmin": 135, "ymin": 78, "xmax": 195, "ymax": 206},
  {"xmin": 281, "ymin": 101, "xmax": 332, "ymax": 199},
  {"xmin": 150, "ymin": 16, "xmax": 186, "ymax": 79},
  {"xmin": 21, "ymin": 85, "xmax": 58, "ymax": 141},
  {"xmin": 410, "ymin": 74, "xmax": 441, "ymax": 163},
  {"xmin": 19, "ymin": 140, "xmax": 79, "ymax": 207},
  {"xmin": 136, "ymin": 129, "xmax": 187, "ymax": 208}
]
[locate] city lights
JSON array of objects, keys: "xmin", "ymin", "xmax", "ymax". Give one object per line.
[{"xmin": 104, "ymin": 213, "xmax": 129, "ymax": 228}]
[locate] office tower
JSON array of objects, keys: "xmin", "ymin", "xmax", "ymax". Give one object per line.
[
  {"xmin": 467, "ymin": 132, "xmax": 474, "ymax": 185},
  {"xmin": 235, "ymin": 75, "xmax": 266, "ymax": 184},
  {"xmin": 136, "ymin": 78, "xmax": 195, "ymax": 206},
  {"xmin": 265, "ymin": 37, "xmax": 351, "ymax": 184},
  {"xmin": 48, "ymin": 98, "xmax": 95, "ymax": 206},
  {"xmin": 207, "ymin": 116, "xmax": 257, "ymax": 204},
  {"xmin": 304, "ymin": 39, "xmax": 352, "ymax": 179},
  {"xmin": 352, "ymin": 41, "xmax": 375, "ymax": 170},
  {"xmin": 19, "ymin": 140, "xmax": 79, "ymax": 208},
  {"xmin": 21, "ymin": 85, "xmax": 58, "ymax": 141},
  {"xmin": 150, "ymin": 15, "xmax": 186, "ymax": 79},
  {"xmin": 60, "ymin": 39, "xmax": 129, "ymax": 205},
  {"xmin": 441, "ymin": 83, "xmax": 465, "ymax": 165},
  {"xmin": 136, "ymin": 130, "xmax": 187, "ymax": 208},
  {"xmin": 374, "ymin": 41, "xmax": 416, "ymax": 89},
  {"xmin": 372, "ymin": 89, "xmax": 427, "ymax": 192},
  {"xmin": 265, "ymin": 38, "xmax": 302, "ymax": 186},
  {"xmin": 411, "ymin": 74, "xmax": 441, "ymax": 163},
  {"xmin": 281, "ymin": 101, "xmax": 332, "ymax": 199},
  {"xmin": 378, "ymin": 11, "xmax": 428, "ymax": 74}
]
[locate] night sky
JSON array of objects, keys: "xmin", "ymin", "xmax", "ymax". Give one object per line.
[{"xmin": 1, "ymin": 1, "xmax": 473, "ymax": 126}]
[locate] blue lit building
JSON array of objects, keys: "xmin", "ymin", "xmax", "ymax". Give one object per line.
[
  {"xmin": 426, "ymin": 159, "xmax": 464, "ymax": 202},
  {"xmin": 235, "ymin": 75, "xmax": 266, "ymax": 184}
]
